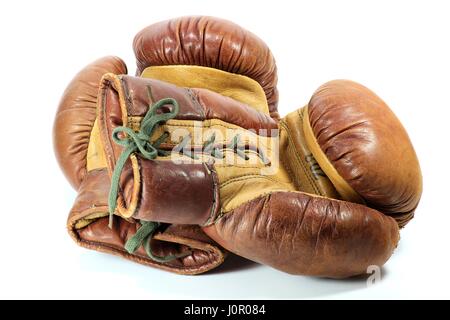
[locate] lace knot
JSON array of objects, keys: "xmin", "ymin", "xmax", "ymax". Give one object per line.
[{"xmin": 108, "ymin": 96, "xmax": 179, "ymax": 228}]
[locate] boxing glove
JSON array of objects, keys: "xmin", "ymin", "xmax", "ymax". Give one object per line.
[
  {"xmin": 54, "ymin": 57, "xmax": 227, "ymax": 274},
  {"xmin": 100, "ymin": 74, "xmax": 420, "ymax": 278},
  {"xmin": 54, "ymin": 16, "xmax": 280, "ymax": 274},
  {"xmin": 133, "ymin": 16, "xmax": 419, "ymax": 228}
]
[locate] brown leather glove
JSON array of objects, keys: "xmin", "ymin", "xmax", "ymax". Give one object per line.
[
  {"xmin": 53, "ymin": 16, "xmax": 279, "ymax": 274},
  {"xmin": 99, "ymin": 74, "xmax": 421, "ymax": 278},
  {"xmin": 54, "ymin": 57, "xmax": 225, "ymax": 274}
]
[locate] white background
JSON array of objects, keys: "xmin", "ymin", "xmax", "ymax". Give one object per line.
[{"xmin": 0, "ymin": 0, "xmax": 448, "ymax": 299}]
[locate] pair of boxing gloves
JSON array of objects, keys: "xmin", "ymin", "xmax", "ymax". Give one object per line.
[{"xmin": 54, "ymin": 16, "xmax": 422, "ymax": 278}]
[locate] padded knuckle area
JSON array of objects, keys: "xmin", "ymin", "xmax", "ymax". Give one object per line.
[
  {"xmin": 54, "ymin": 56, "xmax": 127, "ymax": 188},
  {"xmin": 133, "ymin": 16, "xmax": 279, "ymax": 118},
  {"xmin": 308, "ymin": 80, "xmax": 422, "ymax": 222},
  {"xmin": 207, "ymin": 192, "xmax": 399, "ymax": 278}
]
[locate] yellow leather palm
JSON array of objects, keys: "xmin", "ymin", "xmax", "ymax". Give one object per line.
[{"xmin": 141, "ymin": 65, "xmax": 269, "ymax": 115}]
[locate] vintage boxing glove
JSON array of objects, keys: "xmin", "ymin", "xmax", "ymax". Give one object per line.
[
  {"xmin": 54, "ymin": 16, "xmax": 280, "ymax": 274},
  {"xmin": 132, "ymin": 16, "xmax": 419, "ymax": 228},
  {"xmin": 54, "ymin": 57, "xmax": 226, "ymax": 275},
  {"xmin": 100, "ymin": 74, "xmax": 419, "ymax": 278}
]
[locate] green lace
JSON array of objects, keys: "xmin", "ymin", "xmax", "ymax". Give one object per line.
[
  {"xmin": 108, "ymin": 96, "xmax": 189, "ymax": 262},
  {"xmin": 124, "ymin": 221, "xmax": 190, "ymax": 263},
  {"xmin": 108, "ymin": 93, "xmax": 268, "ymax": 263},
  {"xmin": 175, "ymin": 132, "xmax": 269, "ymax": 163},
  {"xmin": 108, "ymin": 96, "xmax": 179, "ymax": 228}
]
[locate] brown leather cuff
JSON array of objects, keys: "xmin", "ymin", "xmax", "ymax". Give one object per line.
[
  {"xmin": 67, "ymin": 169, "xmax": 226, "ymax": 275},
  {"xmin": 119, "ymin": 156, "xmax": 220, "ymax": 226}
]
